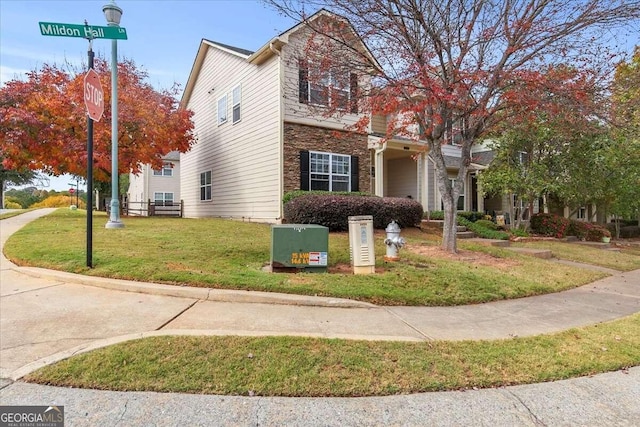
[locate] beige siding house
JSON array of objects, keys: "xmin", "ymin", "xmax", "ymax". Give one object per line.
[
  {"xmin": 180, "ymin": 11, "xmax": 382, "ymax": 222},
  {"xmin": 180, "ymin": 10, "xmax": 435, "ymax": 221},
  {"xmin": 180, "ymin": 40, "xmax": 281, "ymax": 221},
  {"xmin": 127, "ymin": 151, "xmax": 181, "ymax": 216}
]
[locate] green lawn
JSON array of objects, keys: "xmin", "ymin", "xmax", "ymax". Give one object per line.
[
  {"xmin": 511, "ymin": 240, "xmax": 640, "ymax": 271},
  {"xmin": 25, "ymin": 313, "xmax": 640, "ymax": 397},
  {"xmin": 5, "ymin": 209, "xmax": 631, "ymax": 306}
]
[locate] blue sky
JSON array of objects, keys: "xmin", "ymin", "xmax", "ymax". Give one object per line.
[
  {"xmin": 1, "ymin": 0, "xmax": 296, "ymax": 191},
  {"xmin": 2, "ymin": 1, "xmax": 638, "ymax": 192}
]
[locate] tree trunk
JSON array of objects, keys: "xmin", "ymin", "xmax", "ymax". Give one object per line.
[
  {"xmin": 431, "ymin": 145, "xmax": 463, "ymax": 253},
  {"xmin": 509, "ymin": 194, "xmax": 515, "ymax": 231},
  {"xmin": 441, "ymin": 192, "xmax": 457, "ymax": 253}
]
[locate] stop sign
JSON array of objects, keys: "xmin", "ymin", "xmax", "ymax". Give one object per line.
[
  {"xmin": 69, "ymin": 188, "xmax": 75, "ymax": 194},
  {"xmin": 84, "ymin": 69, "xmax": 104, "ymax": 122}
]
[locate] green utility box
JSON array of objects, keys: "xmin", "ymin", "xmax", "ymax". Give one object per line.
[{"xmin": 271, "ymin": 224, "xmax": 329, "ymax": 272}]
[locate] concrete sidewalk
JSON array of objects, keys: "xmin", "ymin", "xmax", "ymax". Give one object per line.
[{"xmin": 1, "ymin": 209, "xmax": 639, "ymax": 426}]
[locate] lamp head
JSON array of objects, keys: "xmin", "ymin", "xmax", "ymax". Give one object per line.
[{"xmin": 103, "ymin": 1, "xmax": 123, "ymax": 26}]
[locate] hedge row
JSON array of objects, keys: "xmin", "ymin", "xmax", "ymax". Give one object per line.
[
  {"xmin": 606, "ymin": 224, "xmax": 640, "ymax": 239},
  {"xmin": 282, "ymin": 190, "xmax": 371, "ymax": 205},
  {"xmin": 457, "ymin": 217, "xmax": 510, "ymax": 240},
  {"xmin": 3, "ymin": 201, "xmax": 22, "ymax": 209},
  {"xmin": 530, "ymin": 213, "xmax": 611, "ymax": 241},
  {"xmin": 283, "ymin": 194, "xmax": 423, "ymax": 231},
  {"xmin": 424, "ymin": 210, "xmax": 487, "ymax": 222}
]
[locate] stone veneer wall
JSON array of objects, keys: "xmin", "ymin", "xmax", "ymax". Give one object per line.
[{"xmin": 283, "ymin": 122, "xmax": 371, "ymax": 193}]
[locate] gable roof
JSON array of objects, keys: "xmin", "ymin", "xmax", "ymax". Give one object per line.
[
  {"xmin": 247, "ymin": 9, "xmax": 381, "ymax": 70},
  {"xmin": 181, "ymin": 9, "xmax": 381, "ymax": 108},
  {"xmin": 210, "ymin": 41, "xmax": 254, "ymax": 57},
  {"xmin": 181, "ymin": 39, "xmax": 253, "ymax": 107}
]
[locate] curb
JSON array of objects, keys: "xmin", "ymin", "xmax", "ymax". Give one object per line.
[{"xmin": 13, "ymin": 266, "xmax": 377, "ymax": 309}]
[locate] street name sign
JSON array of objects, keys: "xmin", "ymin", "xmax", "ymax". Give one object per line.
[
  {"xmin": 84, "ymin": 69, "xmax": 104, "ymax": 122},
  {"xmin": 39, "ymin": 22, "xmax": 127, "ymax": 40}
]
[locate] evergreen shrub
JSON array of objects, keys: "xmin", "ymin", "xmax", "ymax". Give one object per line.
[{"xmin": 283, "ymin": 194, "xmax": 423, "ymax": 231}]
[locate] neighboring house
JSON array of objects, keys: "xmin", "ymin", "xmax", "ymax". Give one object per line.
[
  {"xmin": 127, "ymin": 151, "xmax": 181, "ymax": 216},
  {"xmin": 430, "ymin": 143, "xmax": 507, "ymax": 214},
  {"xmin": 179, "ymin": 10, "xmax": 432, "ymax": 222}
]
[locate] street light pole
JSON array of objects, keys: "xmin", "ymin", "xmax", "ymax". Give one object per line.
[{"xmin": 104, "ymin": 0, "xmax": 124, "ymax": 229}]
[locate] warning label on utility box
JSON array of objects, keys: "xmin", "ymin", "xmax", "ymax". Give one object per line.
[
  {"xmin": 291, "ymin": 251, "xmax": 328, "ymax": 266},
  {"xmin": 309, "ymin": 251, "xmax": 328, "ymax": 266}
]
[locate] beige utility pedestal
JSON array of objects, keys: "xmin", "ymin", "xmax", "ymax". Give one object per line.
[{"xmin": 348, "ymin": 215, "xmax": 375, "ymax": 274}]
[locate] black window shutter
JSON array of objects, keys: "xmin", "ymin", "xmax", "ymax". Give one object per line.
[
  {"xmin": 350, "ymin": 155, "xmax": 359, "ymax": 192},
  {"xmin": 300, "ymin": 150, "xmax": 310, "ymax": 191},
  {"xmin": 349, "ymin": 73, "xmax": 358, "ymax": 114},
  {"xmin": 299, "ymin": 60, "xmax": 309, "ymax": 104}
]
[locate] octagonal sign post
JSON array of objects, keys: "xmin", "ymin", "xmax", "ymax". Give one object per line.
[{"xmin": 84, "ymin": 68, "xmax": 104, "ymax": 122}]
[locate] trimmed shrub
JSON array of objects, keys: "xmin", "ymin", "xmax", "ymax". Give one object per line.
[
  {"xmin": 283, "ymin": 190, "xmax": 370, "ymax": 205},
  {"xmin": 475, "ymin": 219, "xmax": 498, "ymax": 230},
  {"xmin": 530, "ymin": 213, "xmax": 570, "ymax": 238},
  {"xmin": 610, "ymin": 219, "xmax": 639, "ymax": 227},
  {"xmin": 620, "ymin": 226, "xmax": 640, "ymax": 239},
  {"xmin": 458, "ymin": 217, "xmax": 510, "ymax": 240},
  {"xmin": 283, "ymin": 194, "xmax": 423, "ymax": 231},
  {"xmin": 532, "ymin": 214, "xmax": 611, "ymax": 240},
  {"xmin": 424, "ymin": 210, "xmax": 444, "ymax": 220},
  {"xmin": 511, "ymin": 227, "xmax": 530, "ymax": 238},
  {"xmin": 585, "ymin": 225, "xmax": 611, "ymax": 241},
  {"xmin": 457, "ymin": 211, "xmax": 485, "ymax": 222},
  {"xmin": 569, "ymin": 220, "xmax": 611, "ymax": 241},
  {"xmin": 424, "ymin": 210, "xmax": 486, "ymax": 222}
]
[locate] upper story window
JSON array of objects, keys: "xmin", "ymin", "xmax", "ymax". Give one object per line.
[
  {"xmin": 152, "ymin": 162, "xmax": 173, "ymax": 177},
  {"xmin": 232, "ymin": 85, "xmax": 241, "ymax": 124},
  {"xmin": 217, "ymin": 95, "xmax": 227, "ymax": 125},
  {"xmin": 299, "ymin": 60, "xmax": 358, "ymax": 113}
]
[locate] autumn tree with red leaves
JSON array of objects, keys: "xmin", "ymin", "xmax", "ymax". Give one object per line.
[
  {"xmin": 267, "ymin": 0, "xmax": 640, "ymax": 252},
  {"xmin": 0, "ymin": 58, "xmax": 195, "ymax": 183}
]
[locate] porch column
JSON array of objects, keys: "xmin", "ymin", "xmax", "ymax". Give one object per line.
[
  {"xmin": 374, "ymin": 143, "xmax": 386, "ymax": 197},
  {"xmin": 476, "ymin": 173, "xmax": 484, "ymax": 213},
  {"xmin": 418, "ymin": 152, "xmax": 428, "ymax": 208}
]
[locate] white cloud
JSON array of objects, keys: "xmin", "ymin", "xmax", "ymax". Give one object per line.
[{"xmin": 0, "ymin": 65, "xmax": 30, "ymax": 86}]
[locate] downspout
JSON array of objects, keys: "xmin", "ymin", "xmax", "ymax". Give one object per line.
[
  {"xmin": 270, "ymin": 41, "xmax": 284, "ymax": 222},
  {"xmin": 374, "ymin": 142, "xmax": 387, "ymax": 197}
]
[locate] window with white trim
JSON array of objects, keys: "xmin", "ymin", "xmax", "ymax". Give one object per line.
[
  {"xmin": 153, "ymin": 192, "xmax": 174, "ymax": 206},
  {"xmin": 232, "ymin": 85, "xmax": 241, "ymax": 124},
  {"xmin": 299, "ymin": 60, "xmax": 358, "ymax": 113},
  {"xmin": 577, "ymin": 207, "xmax": 586, "ymax": 220},
  {"xmin": 200, "ymin": 171, "xmax": 212, "ymax": 201},
  {"xmin": 310, "ymin": 151, "xmax": 350, "ymax": 192},
  {"xmin": 152, "ymin": 162, "xmax": 173, "ymax": 177},
  {"xmin": 217, "ymin": 95, "xmax": 227, "ymax": 125}
]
